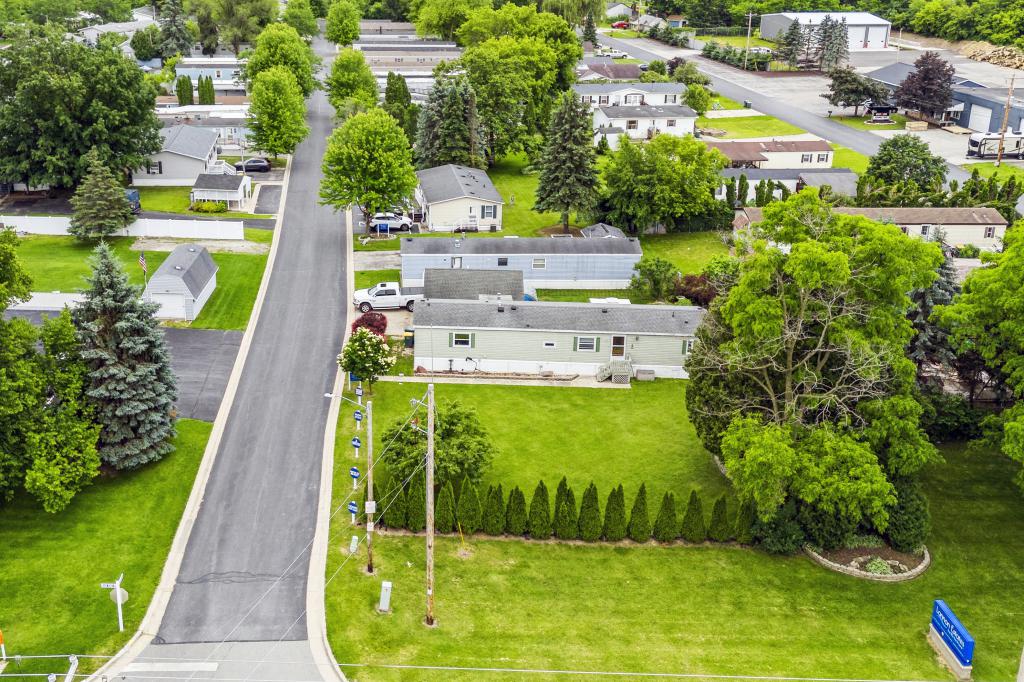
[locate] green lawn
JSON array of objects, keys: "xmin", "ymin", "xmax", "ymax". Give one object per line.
[
  {"xmin": 830, "ymin": 143, "xmax": 871, "ymax": 174},
  {"xmin": 833, "ymin": 113, "xmax": 909, "ymax": 131},
  {"xmin": 0, "ymin": 420, "xmax": 211, "ymax": 675},
  {"xmin": 962, "ymin": 161, "xmax": 1024, "ymax": 182},
  {"xmin": 355, "ymin": 269, "xmax": 401, "ymax": 290},
  {"xmin": 325, "ymin": 419, "xmax": 1024, "ymax": 681},
  {"xmin": 605, "ymin": 29, "xmax": 642, "ymax": 38},
  {"xmin": 710, "ymin": 95, "xmax": 745, "ymax": 111},
  {"xmin": 640, "ymin": 231, "xmax": 729, "ymax": 275},
  {"xmin": 696, "ymin": 32, "xmax": 774, "ymax": 48},
  {"xmin": 697, "ymin": 115, "xmax": 805, "ymax": 138},
  {"xmin": 135, "ymin": 186, "xmax": 273, "ymax": 219},
  {"xmin": 354, "ymin": 236, "xmax": 403, "ymax": 252},
  {"xmin": 535, "ymin": 288, "xmax": 651, "ymax": 303},
  {"xmin": 191, "ymin": 251, "xmax": 268, "ymax": 330},
  {"xmin": 489, "ymin": 154, "xmax": 576, "ymax": 236}
]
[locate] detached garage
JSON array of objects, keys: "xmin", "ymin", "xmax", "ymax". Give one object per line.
[
  {"xmin": 144, "ymin": 244, "xmax": 218, "ymax": 321},
  {"xmin": 760, "ymin": 12, "xmax": 891, "ymax": 50}
]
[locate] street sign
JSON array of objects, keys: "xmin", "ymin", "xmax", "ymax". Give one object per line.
[
  {"xmin": 355, "ymin": 387, "xmax": 364, "ymax": 397},
  {"xmin": 365, "ymin": 500, "xmax": 376, "ymax": 514},
  {"xmin": 110, "ymin": 587, "xmax": 129, "ymax": 604},
  {"xmin": 347, "ymin": 501, "xmax": 358, "ymax": 513},
  {"xmin": 354, "ymin": 410, "xmax": 363, "ymax": 422},
  {"xmin": 349, "ymin": 467, "xmax": 360, "ymax": 479},
  {"xmin": 100, "ymin": 582, "xmax": 117, "ymax": 589},
  {"xmin": 351, "ymin": 437, "xmax": 362, "ymax": 449}
]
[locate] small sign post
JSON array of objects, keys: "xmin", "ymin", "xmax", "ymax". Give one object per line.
[
  {"xmin": 350, "ymin": 466, "xmax": 360, "ymax": 490},
  {"xmin": 99, "ymin": 574, "xmax": 128, "ymax": 632},
  {"xmin": 347, "ymin": 500, "xmax": 358, "ymax": 524},
  {"xmin": 355, "ymin": 384, "xmax": 364, "ymax": 406},
  {"xmin": 351, "ymin": 436, "xmax": 361, "ymax": 460},
  {"xmin": 354, "ymin": 409, "xmax": 363, "ymax": 432}
]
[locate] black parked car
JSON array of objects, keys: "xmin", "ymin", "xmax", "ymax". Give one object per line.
[{"xmin": 234, "ymin": 158, "xmax": 271, "ymax": 172}]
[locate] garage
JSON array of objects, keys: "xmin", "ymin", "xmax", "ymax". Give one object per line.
[
  {"xmin": 865, "ymin": 24, "xmax": 888, "ymax": 48},
  {"xmin": 143, "ymin": 244, "xmax": 219, "ymax": 321},
  {"xmin": 968, "ymin": 104, "xmax": 993, "ymax": 132}
]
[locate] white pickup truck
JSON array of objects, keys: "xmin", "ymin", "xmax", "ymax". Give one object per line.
[{"xmin": 352, "ymin": 281, "xmax": 424, "ymax": 312}]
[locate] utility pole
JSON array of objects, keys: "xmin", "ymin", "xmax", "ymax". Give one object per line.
[
  {"xmin": 742, "ymin": 12, "xmax": 754, "ymax": 71},
  {"xmin": 424, "ymin": 383, "xmax": 436, "ymax": 626},
  {"xmin": 365, "ymin": 400, "xmax": 374, "ymax": 575},
  {"xmin": 995, "ymin": 74, "xmax": 1015, "ymax": 167}
]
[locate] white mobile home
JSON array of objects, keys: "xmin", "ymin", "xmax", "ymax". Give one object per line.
[
  {"xmin": 414, "ymin": 164, "xmax": 504, "ymax": 232},
  {"xmin": 593, "ymin": 104, "xmax": 697, "ymax": 150},
  {"xmin": 574, "ymin": 83, "xmax": 685, "ymax": 109},
  {"xmin": 143, "ymin": 245, "xmax": 218, "ymax": 320},
  {"xmin": 132, "ymin": 125, "xmax": 222, "ymax": 187}
]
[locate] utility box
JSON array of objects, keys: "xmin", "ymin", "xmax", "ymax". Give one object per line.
[{"xmin": 377, "ymin": 581, "xmax": 393, "ymax": 613}]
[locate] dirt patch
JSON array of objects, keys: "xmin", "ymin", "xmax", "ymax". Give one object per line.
[
  {"xmin": 131, "ymin": 237, "xmax": 270, "ymax": 255},
  {"xmin": 539, "ymin": 225, "xmax": 582, "ymax": 237},
  {"xmin": 821, "ymin": 544, "xmax": 926, "ymax": 572}
]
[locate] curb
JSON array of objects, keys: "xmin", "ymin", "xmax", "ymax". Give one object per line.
[
  {"xmin": 803, "ymin": 544, "xmax": 932, "ymax": 582},
  {"xmin": 86, "ymin": 154, "xmax": 295, "ymax": 680}
]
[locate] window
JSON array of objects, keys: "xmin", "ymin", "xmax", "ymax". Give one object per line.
[
  {"xmin": 665, "ymin": 94, "xmax": 677, "ymax": 103},
  {"xmin": 817, "ymin": 153, "xmax": 829, "ymax": 162},
  {"xmin": 395, "ymin": 57, "xmax": 403, "ymax": 63},
  {"xmin": 544, "ymin": 341, "xmax": 556, "ymax": 349},
  {"xmin": 581, "ymin": 95, "xmax": 593, "ymax": 104},
  {"xmin": 147, "ymin": 161, "xmax": 162, "ymax": 174},
  {"xmin": 682, "ymin": 339, "xmax": 694, "ymax": 354},
  {"xmin": 380, "ymin": 289, "xmax": 397, "ymax": 296},
  {"xmin": 497, "ymin": 257, "xmax": 508, "ymax": 266},
  {"xmin": 451, "ymin": 257, "xmax": 462, "ymax": 269},
  {"xmin": 627, "ymin": 120, "xmax": 638, "ymax": 130},
  {"xmin": 599, "ymin": 95, "xmax": 609, "ymax": 105},
  {"xmin": 611, "ymin": 336, "xmax": 625, "ymax": 357},
  {"xmin": 417, "ymin": 57, "xmax": 426, "ymax": 63},
  {"xmin": 985, "ymin": 226, "xmax": 995, "ymax": 238},
  {"xmin": 215, "ymin": 69, "xmax": 222, "ymax": 78},
  {"xmin": 801, "ymin": 153, "xmax": 813, "ymax": 163},
  {"xmin": 624, "ymin": 94, "xmax": 642, "ymax": 104},
  {"xmin": 532, "ymin": 258, "xmax": 546, "ymax": 269},
  {"xmin": 482, "ymin": 205, "xmax": 497, "ymax": 219},
  {"xmin": 452, "ymin": 332, "xmax": 472, "ymax": 347},
  {"xmin": 666, "ymin": 119, "xmax": 676, "ymax": 127},
  {"xmin": 575, "ymin": 336, "xmax": 598, "ymax": 352},
  {"xmin": 920, "ymin": 224, "xmax": 931, "ymax": 237}
]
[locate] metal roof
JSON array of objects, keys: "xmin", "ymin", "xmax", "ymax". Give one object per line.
[
  {"xmin": 797, "ymin": 171, "xmax": 859, "ymax": 196},
  {"xmin": 739, "ymin": 206, "xmax": 1008, "ymax": 226},
  {"xmin": 581, "ymin": 223, "xmax": 627, "ymax": 238},
  {"xmin": 573, "ymin": 83, "xmax": 683, "ymax": 94},
  {"xmin": 769, "ymin": 11, "xmax": 890, "ymax": 24},
  {"xmin": 159, "ymin": 125, "xmax": 219, "ymax": 161},
  {"xmin": 401, "ymin": 236, "xmax": 642, "ymax": 256},
  {"xmin": 150, "ymin": 245, "xmax": 218, "ymax": 299},
  {"xmin": 721, "ymin": 168, "xmax": 856, "ymax": 181},
  {"xmin": 598, "ymin": 104, "xmax": 697, "ymax": 118},
  {"xmin": 192, "ymin": 173, "xmax": 245, "ymax": 191},
  {"xmin": 705, "ymin": 139, "xmax": 833, "ymax": 161},
  {"xmin": 423, "ymin": 269, "xmax": 525, "ymax": 300},
  {"xmin": 415, "ymin": 164, "xmax": 503, "ymax": 204},
  {"xmin": 416, "ymin": 299, "xmax": 705, "ymax": 335}
]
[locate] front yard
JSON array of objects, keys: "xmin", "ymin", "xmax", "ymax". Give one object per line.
[
  {"xmin": 696, "ymin": 32, "xmax": 774, "ymax": 49},
  {"xmin": 135, "ymin": 186, "xmax": 273, "ymax": 220},
  {"xmin": 830, "ymin": 143, "xmax": 871, "ymax": 174},
  {"xmin": 0, "ymin": 420, "xmax": 211, "ymax": 676},
  {"xmin": 697, "ymin": 115, "xmax": 805, "ymax": 138}
]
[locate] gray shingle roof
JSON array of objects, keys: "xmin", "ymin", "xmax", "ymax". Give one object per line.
[
  {"xmin": 579, "ymin": 63, "xmax": 642, "ymax": 80},
  {"xmin": 797, "ymin": 171, "xmax": 859, "ymax": 196},
  {"xmin": 416, "ymin": 164, "xmax": 503, "ymax": 204},
  {"xmin": 160, "ymin": 125, "xmax": 219, "ymax": 161},
  {"xmin": 599, "ymin": 104, "xmax": 697, "ymax": 118},
  {"xmin": 581, "ymin": 223, "xmax": 627, "ymax": 238},
  {"xmin": 721, "ymin": 168, "xmax": 855, "ymax": 181},
  {"xmin": 415, "ymin": 299, "xmax": 705, "ymax": 335},
  {"xmin": 400, "ymin": 236, "xmax": 643, "ymax": 255},
  {"xmin": 739, "ymin": 206, "xmax": 1008, "ymax": 226},
  {"xmin": 573, "ymin": 83, "xmax": 684, "ymax": 94},
  {"xmin": 423, "ymin": 269, "xmax": 525, "ymax": 300},
  {"xmin": 163, "ymin": 117, "xmax": 249, "ymax": 128},
  {"xmin": 150, "ymin": 245, "xmax": 218, "ymax": 298},
  {"xmin": 192, "ymin": 173, "xmax": 245, "ymax": 190}
]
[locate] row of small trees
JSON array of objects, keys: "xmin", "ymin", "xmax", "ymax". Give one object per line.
[
  {"xmin": 371, "ymin": 475, "xmax": 755, "ymax": 545},
  {"xmin": 175, "ymin": 75, "xmax": 217, "ymax": 106}
]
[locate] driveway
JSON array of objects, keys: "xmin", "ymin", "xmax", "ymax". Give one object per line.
[{"xmin": 254, "ymin": 184, "xmax": 282, "ymax": 214}]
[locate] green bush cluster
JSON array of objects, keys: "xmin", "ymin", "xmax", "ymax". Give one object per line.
[
  {"xmin": 701, "ymin": 41, "xmax": 772, "ymax": 72},
  {"xmin": 192, "ymin": 200, "xmax": 228, "ymax": 213},
  {"xmin": 639, "ymin": 23, "xmax": 690, "ymax": 48}
]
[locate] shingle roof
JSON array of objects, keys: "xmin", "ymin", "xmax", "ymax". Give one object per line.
[
  {"xmin": 162, "ymin": 117, "xmax": 249, "ymax": 128},
  {"xmin": 150, "ymin": 245, "xmax": 218, "ymax": 298},
  {"xmin": 401, "ymin": 236, "xmax": 642, "ymax": 255},
  {"xmin": 867, "ymin": 63, "xmax": 984, "ymax": 90},
  {"xmin": 598, "ymin": 103, "xmax": 697, "ymax": 118},
  {"xmin": 581, "ymin": 223, "xmax": 627, "ymax": 238},
  {"xmin": 573, "ymin": 83, "xmax": 683, "ymax": 94},
  {"xmin": 580, "ymin": 63, "xmax": 642, "ymax": 80},
  {"xmin": 423, "ymin": 269, "xmax": 525, "ymax": 300},
  {"xmin": 160, "ymin": 125, "xmax": 219, "ymax": 160},
  {"xmin": 356, "ymin": 43, "xmax": 461, "ymax": 52},
  {"xmin": 416, "ymin": 299, "xmax": 704, "ymax": 335},
  {"xmin": 721, "ymin": 168, "xmax": 856, "ymax": 181},
  {"xmin": 416, "ymin": 165, "xmax": 503, "ymax": 205},
  {"xmin": 797, "ymin": 171, "xmax": 859, "ymax": 196},
  {"xmin": 192, "ymin": 173, "xmax": 245, "ymax": 190},
  {"xmin": 739, "ymin": 206, "xmax": 1008, "ymax": 226},
  {"xmin": 705, "ymin": 139, "xmax": 833, "ymax": 161}
]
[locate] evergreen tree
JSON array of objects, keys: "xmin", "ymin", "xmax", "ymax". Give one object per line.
[
  {"xmin": 505, "ymin": 485, "xmax": 528, "ymax": 535},
  {"xmin": 380, "ymin": 476, "xmax": 407, "ymax": 528},
  {"xmin": 626, "ymin": 483, "xmax": 651, "ymax": 542},
  {"xmin": 734, "ymin": 499, "xmax": 755, "ymax": 544},
  {"xmin": 69, "ymin": 149, "xmax": 135, "ymax": 241},
  {"xmin": 383, "ymin": 72, "xmax": 417, "ymax": 141},
  {"xmin": 176, "ymin": 75, "xmax": 194, "ymax": 105},
  {"xmin": 528, "ymin": 479, "xmax": 552, "ymax": 539},
  {"xmin": 708, "ymin": 495, "xmax": 732, "ymax": 542},
  {"xmin": 199, "ymin": 76, "xmax": 217, "ymax": 105},
  {"xmin": 908, "ymin": 246, "xmax": 959, "ymax": 379},
  {"xmin": 737, "ymin": 173, "xmax": 749, "ymax": 207},
  {"xmin": 534, "ymin": 91, "xmax": 599, "ymax": 233},
  {"xmin": 602, "ymin": 484, "xmax": 626, "ymax": 541},
  {"xmin": 680, "ymin": 490, "xmax": 707, "ymax": 542},
  {"xmin": 406, "ymin": 470, "xmax": 426, "ymax": 531},
  {"xmin": 483, "ymin": 483, "xmax": 505, "ymax": 535},
  {"xmin": 554, "ymin": 485, "xmax": 578, "ymax": 540},
  {"xmin": 554, "ymin": 476, "xmax": 568, "ymax": 520},
  {"xmin": 75, "ymin": 243, "xmax": 177, "ymax": 470},
  {"xmin": 578, "ymin": 482, "xmax": 602, "ymax": 541},
  {"xmin": 435, "ymin": 480, "xmax": 456, "ymax": 532},
  {"xmin": 652, "ymin": 491, "xmax": 678, "ymax": 543},
  {"xmin": 159, "ymin": 0, "xmax": 193, "ymax": 58},
  {"xmin": 456, "ymin": 479, "xmax": 482, "ymax": 534},
  {"xmin": 725, "ymin": 178, "xmax": 736, "ymax": 208},
  {"xmin": 415, "ymin": 75, "xmax": 483, "ymax": 169},
  {"xmin": 775, "ymin": 21, "xmax": 804, "ymax": 69},
  {"xmin": 818, "ymin": 16, "xmax": 849, "ymax": 71},
  {"xmin": 582, "ymin": 12, "xmax": 598, "ymax": 46}
]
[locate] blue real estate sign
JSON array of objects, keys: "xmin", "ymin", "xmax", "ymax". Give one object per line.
[{"xmin": 931, "ymin": 600, "xmax": 975, "ymax": 667}]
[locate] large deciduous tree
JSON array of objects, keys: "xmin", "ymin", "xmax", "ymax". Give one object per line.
[
  {"xmin": 75, "ymin": 243, "xmax": 177, "ymax": 470},
  {"xmin": 0, "ymin": 35, "xmax": 161, "ymax": 189},
  {"xmin": 248, "ymin": 66, "xmax": 309, "ymax": 157},
  {"xmin": 245, "ymin": 23, "xmax": 318, "ymax": 97},
  {"xmin": 325, "ymin": 0, "xmax": 360, "ymax": 45},
  {"xmin": 865, "ymin": 134, "xmax": 947, "ymax": 190},
  {"xmin": 69, "ymin": 148, "xmax": 135, "ymax": 241},
  {"xmin": 687, "ymin": 191, "xmax": 942, "ymax": 544},
  {"xmin": 130, "ymin": 23, "xmax": 163, "ymax": 61},
  {"xmin": 416, "ymin": 0, "xmax": 490, "ymax": 40},
  {"xmin": 895, "ymin": 51, "xmax": 955, "ymax": 118},
  {"xmin": 415, "ymin": 75, "xmax": 483, "ymax": 169},
  {"xmin": 282, "ymin": 0, "xmax": 318, "ymax": 37},
  {"xmin": 212, "ymin": 0, "xmax": 277, "ymax": 55},
  {"xmin": 533, "ymin": 92, "xmax": 599, "ymax": 233},
  {"xmin": 325, "ymin": 48, "xmax": 378, "ymax": 115}
]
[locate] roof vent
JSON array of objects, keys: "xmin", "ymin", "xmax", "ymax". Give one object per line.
[
  {"xmin": 602, "ymin": 308, "xmax": 608, "ymax": 313},
  {"xmin": 174, "ymin": 265, "xmax": 183, "ymax": 270},
  {"xmin": 497, "ymin": 304, "xmax": 505, "ymax": 312},
  {"xmin": 188, "ymin": 246, "xmax": 196, "ymax": 252}
]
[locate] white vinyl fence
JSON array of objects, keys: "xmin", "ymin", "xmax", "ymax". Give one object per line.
[{"xmin": 0, "ymin": 215, "xmax": 245, "ymax": 240}]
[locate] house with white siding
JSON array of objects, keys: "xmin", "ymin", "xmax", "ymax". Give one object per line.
[
  {"xmin": 143, "ymin": 245, "xmax": 218, "ymax": 321},
  {"xmin": 175, "ymin": 57, "xmax": 246, "ymax": 95},
  {"xmin": 593, "ymin": 103, "xmax": 697, "ymax": 150},
  {"xmin": 132, "ymin": 125, "xmax": 224, "ymax": 187},
  {"xmin": 413, "ymin": 299, "xmax": 705, "ymax": 379},
  {"xmin": 705, "ymin": 139, "xmax": 834, "ymax": 169},
  {"xmin": 414, "ymin": 165, "xmax": 504, "ymax": 232},
  {"xmin": 574, "ymin": 83, "xmax": 685, "ymax": 109},
  {"xmin": 400, "ymin": 236, "xmax": 643, "ymax": 289}
]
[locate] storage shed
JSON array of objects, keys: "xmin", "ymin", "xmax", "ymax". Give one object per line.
[
  {"xmin": 760, "ymin": 12, "xmax": 891, "ymax": 50},
  {"xmin": 144, "ymin": 245, "xmax": 218, "ymax": 320}
]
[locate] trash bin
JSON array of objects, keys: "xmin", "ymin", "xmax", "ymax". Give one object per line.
[
  {"xmin": 743, "ymin": 99, "xmax": 752, "ymax": 108},
  {"xmin": 404, "ymin": 328, "xmax": 414, "ymax": 349}
]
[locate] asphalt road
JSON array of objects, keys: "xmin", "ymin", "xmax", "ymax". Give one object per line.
[
  {"xmin": 599, "ymin": 34, "xmax": 971, "ymax": 182},
  {"xmin": 152, "ymin": 32, "xmax": 347, "ymax": 648}
]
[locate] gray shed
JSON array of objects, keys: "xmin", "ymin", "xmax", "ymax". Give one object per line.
[
  {"xmin": 144, "ymin": 245, "xmax": 218, "ymax": 321},
  {"xmin": 423, "ymin": 269, "xmax": 525, "ymax": 300}
]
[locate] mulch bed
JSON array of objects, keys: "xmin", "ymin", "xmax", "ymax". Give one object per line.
[{"xmin": 821, "ymin": 544, "xmax": 926, "ymax": 571}]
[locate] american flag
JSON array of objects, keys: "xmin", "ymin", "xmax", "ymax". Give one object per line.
[{"xmin": 138, "ymin": 251, "xmax": 147, "ymax": 274}]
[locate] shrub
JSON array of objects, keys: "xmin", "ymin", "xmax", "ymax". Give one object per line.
[
  {"xmin": 626, "ymin": 483, "xmax": 651, "ymax": 542},
  {"xmin": 554, "ymin": 476, "xmax": 569, "ymax": 522},
  {"xmin": 528, "ymin": 480, "xmax": 552, "ymax": 538},
  {"xmin": 596, "ymin": 136, "xmax": 611, "ymax": 156},
  {"xmin": 864, "ymin": 556, "xmax": 894, "ymax": 575},
  {"xmin": 456, "ymin": 479, "xmax": 482, "ymax": 534},
  {"xmin": 885, "ymin": 479, "xmax": 930, "ymax": 553},
  {"xmin": 351, "ymin": 311, "xmax": 387, "ymax": 337},
  {"xmin": 753, "ymin": 500, "xmax": 805, "ymax": 554},
  {"xmin": 192, "ymin": 200, "xmax": 227, "ymax": 213},
  {"xmin": 708, "ymin": 496, "xmax": 732, "ymax": 542},
  {"xmin": 798, "ymin": 503, "xmax": 855, "ymax": 550},
  {"xmin": 676, "ymin": 273, "xmax": 717, "ymax": 307},
  {"xmin": 602, "ymin": 484, "xmax": 627, "ymax": 541},
  {"xmin": 917, "ymin": 388, "xmax": 983, "ymax": 441},
  {"xmin": 578, "ymin": 482, "xmax": 602, "ymax": 541},
  {"xmin": 734, "ymin": 499, "xmax": 755, "ymax": 544},
  {"xmin": 680, "ymin": 490, "xmax": 706, "ymax": 543},
  {"xmin": 505, "ymin": 486, "xmax": 528, "ymax": 535},
  {"xmin": 957, "ymin": 243, "xmax": 980, "ymax": 258},
  {"xmin": 648, "ymin": 59, "xmax": 666, "ymax": 75},
  {"xmin": 652, "ymin": 492, "xmax": 677, "ymax": 542},
  {"xmin": 554, "ymin": 486, "xmax": 579, "ymax": 540},
  {"xmin": 483, "ymin": 484, "xmax": 505, "ymax": 535},
  {"xmin": 844, "ymin": 533, "xmax": 886, "ymax": 550},
  {"xmin": 379, "ymin": 477, "xmax": 406, "ymax": 529},
  {"xmin": 406, "ymin": 471, "xmax": 426, "ymax": 532},
  {"xmin": 435, "ymin": 480, "xmax": 456, "ymax": 533}
]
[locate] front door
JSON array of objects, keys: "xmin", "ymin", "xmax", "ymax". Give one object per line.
[{"xmin": 611, "ymin": 336, "xmax": 625, "ymax": 357}]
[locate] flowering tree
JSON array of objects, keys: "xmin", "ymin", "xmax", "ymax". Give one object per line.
[{"xmin": 338, "ymin": 327, "xmax": 395, "ymax": 391}]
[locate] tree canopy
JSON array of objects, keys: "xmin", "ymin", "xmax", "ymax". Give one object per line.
[
  {"xmin": 282, "ymin": 0, "xmax": 318, "ymax": 37},
  {"xmin": 416, "ymin": 0, "xmax": 489, "ymax": 40},
  {"xmin": 325, "ymin": 48, "xmax": 378, "ymax": 115},
  {"xmin": 533, "ymin": 92, "xmax": 599, "ymax": 233},
  {"xmin": 248, "ymin": 65, "xmax": 309, "ymax": 157},
  {"xmin": 325, "ymin": 0, "xmax": 360, "ymax": 45},
  {"xmin": 69, "ymin": 148, "xmax": 135, "ymax": 240},
  {"xmin": 245, "ymin": 22, "xmax": 318, "ymax": 97},
  {"xmin": 895, "ymin": 51, "xmax": 955, "ymax": 117},
  {"xmin": 415, "ymin": 75, "xmax": 483, "ymax": 169},
  {"xmin": 865, "ymin": 134, "xmax": 947, "ymax": 190},
  {"xmin": 821, "ymin": 67, "xmax": 888, "ymax": 116}
]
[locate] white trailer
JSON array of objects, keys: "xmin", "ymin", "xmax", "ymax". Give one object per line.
[{"xmin": 966, "ymin": 131, "xmax": 1024, "ymax": 159}]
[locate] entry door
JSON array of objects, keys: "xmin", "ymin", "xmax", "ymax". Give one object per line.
[{"xmin": 611, "ymin": 336, "xmax": 626, "ymax": 357}]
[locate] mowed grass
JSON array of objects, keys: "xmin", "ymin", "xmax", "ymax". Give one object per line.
[
  {"xmin": 696, "ymin": 32, "xmax": 774, "ymax": 48},
  {"xmin": 0, "ymin": 420, "xmax": 211, "ymax": 675},
  {"xmin": 489, "ymin": 154, "xmax": 578, "ymax": 236},
  {"xmin": 697, "ymin": 115, "xmax": 805, "ymax": 138},
  {"xmin": 640, "ymin": 231, "xmax": 729, "ymax": 274},
  {"xmin": 710, "ymin": 95, "xmax": 745, "ymax": 110},
  {"xmin": 135, "ymin": 186, "xmax": 273, "ymax": 219},
  {"xmin": 536, "ymin": 288, "xmax": 651, "ymax": 303},
  {"xmin": 325, "ymin": 437, "xmax": 1024, "ymax": 681},
  {"xmin": 355, "ymin": 269, "xmax": 401, "ymax": 289},
  {"xmin": 963, "ymin": 161, "xmax": 1024, "ymax": 182},
  {"xmin": 833, "ymin": 113, "xmax": 909, "ymax": 131},
  {"xmin": 190, "ymin": 251, "xmax": 268, "ymax": 330},
  {"xmin": 830, "ymin": 143, "xmax": 871, "ymax": 174}
]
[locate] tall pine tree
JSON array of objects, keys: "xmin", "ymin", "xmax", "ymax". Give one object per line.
[
  {"xmin": 582, "ymin": 13, "xmax": 598, "ymax": 46},
  {"xmin": 602, "ymin": 484, "xmax": 626, "ymax": 541},
  {"xmin": 908, "ymin": 246, "xmax": 959, "ymax": 380},
  {"xmin": 75, "ymin": 243, "xmax": 177, "ymax": 469},
  {"xmin": 534, "ymin": 91, "xmax": 599, "ymax": 234},
  {"xmin": 69, "ymin": 148, "xmax": 135, "ymax": 241},
  {"xmin": 528, "ymin": 479, "xmax": 552, "ymax": 539},
  {"xmin": 578, "ymin": 482, "xmax": 602, "ymax": 541},
  {"xmin": 505, "ymin": 485, "xmax": 528, "ymax": 535},
  {"xmin": 415, "ymin": 75, "xmax": 483, "ymax": 169},
  {"xmin": 626, "ymin": 483, "xmax": 651, "ymax": 542},
  {"xmin": 160, "ymin": 0, "xmax": 193, "ymax": 58},
  {"xmin": 406, "ymin": 470, "xmax": 426, "ymax": 532},
  {"xmin": 652, "ymin": 492, "xmax": 677, "ymax": 543},
  {"xmin": 435, "ymin": 480, "xmax": 456, "ymax": 532},
  {"xmin": 554, "ymin": 485, "xmax": 578, "ymax": 540}
]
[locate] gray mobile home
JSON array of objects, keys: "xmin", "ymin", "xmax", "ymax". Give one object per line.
[
  {"xmin": 400, "ymin": 236, "xmax": 642, "ymax": 289},
  {"xmin": 413, "ymin": 299, "xmax": 705, "ymax": 379}
]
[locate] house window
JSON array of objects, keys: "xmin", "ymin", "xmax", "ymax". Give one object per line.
[
  {"xmin": 624, "ymin": 94, "xmax": 642, "ymax": 104},
  {"xmin": 543, "ymin": 341, "xmax": 556, "ymax": 349},
  {"xmin": 985, "ymin": 226, "xmax": 995, "ymax": 238},
  {"xmin": 147, "ymin": 161, "xmax": 162, "ymax": 174},
  {"xmin": 683, "ymin": 339, "xmax": 694, "ymax": 354},
  {"xmin": 581, "ymin": 95, "xmax": 593, "ymax": 104},
  {"xmin": 452, "ymin": 332, "xmax": 472, "ymax": 347},
  {"xmin": 215, "ymin": 69, "xmax": 222, "ymax": 78},
  {"xmin": 599, "ymin": 95, "xmax": 609, "ymax": 105},
  {"xmin": 626, "ymin": 120, "xmax": 638, "ymax": 130},
  {"xmin": 801, "ymin": 153, "xmax": 813, "ymax": 163},
  {"xmin": 532, "ymin": 258, "xmax": 546, "ymax": 269},
  {"xmin": 574, "ymin": 336, "xmax": 598, "ymax": 352},
  {"xmin": 611, "ymin": 336, "xmax": 625, "ymax": 357},
  {"xmin": 417, "ymin": 57, "xmax": 426, "ymax": 63},
  {"xmin": 451, "ymin": 257, "xmax": 463, "ymax": 268},
  {"xmin": 665, "ymin": 94, "xmax": 677, "ymax": 103},
  {"xmin": 920, "ymin": 224, "xmax": 931, "ymax": 237},
  {"xmin": 666, "ymin": 119, "xmax": 676, "ymax": 127},
  {"xmin": 395, "ymin": 57, "xmax": 403, "ymax": 63},
  {"xmin": 817, "ymin": 153, "xmax": 829, "ymax": 162},
  {"xmin": 482, "ymin": 205, "xmax": 497, "ymax": 219},
  {"xmin": 497, "ymin": 257, "xmax": 508, "ymax": 266}
]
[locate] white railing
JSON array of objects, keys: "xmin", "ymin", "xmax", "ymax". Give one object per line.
[{"xmin": 206, "ymin": 160, "xmax": 237, "ymax": 175}]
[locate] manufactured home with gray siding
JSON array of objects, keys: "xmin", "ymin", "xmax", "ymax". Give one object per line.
[
  {"xmin": 400, "ymin": 236, "xmax": 642, "ymax": 289},
  {"xmin": 414, "ymin": 299, "xmax": 704, "ymax": 379}
]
